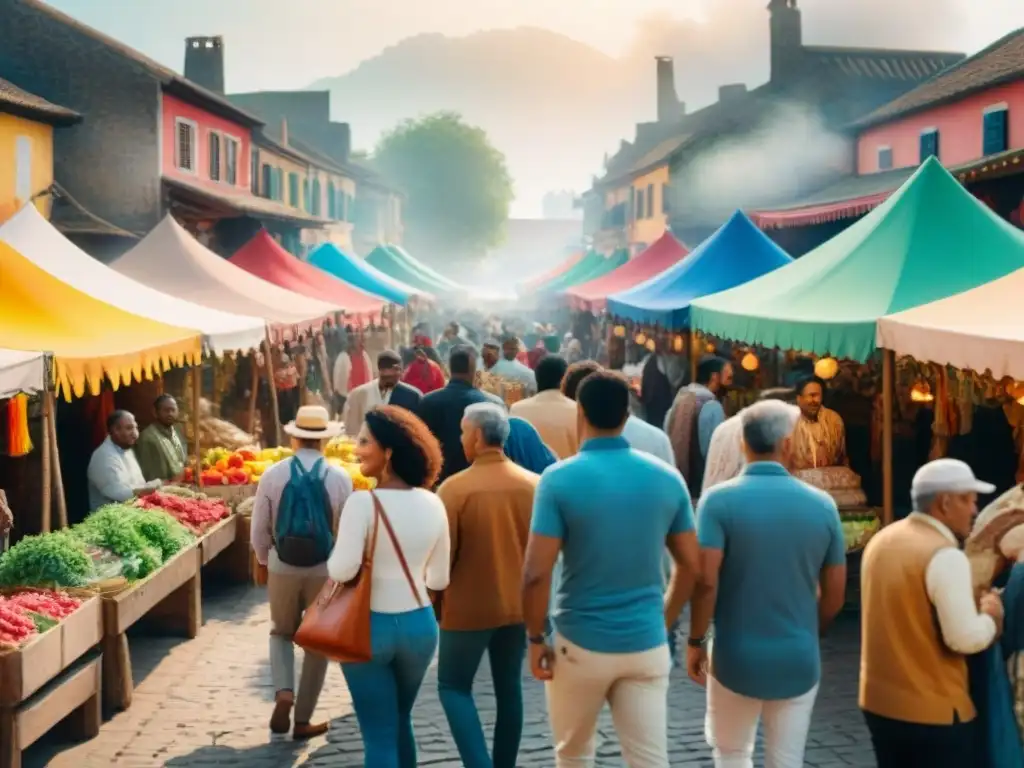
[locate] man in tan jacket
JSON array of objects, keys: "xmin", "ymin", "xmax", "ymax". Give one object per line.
[{"xmin": 859, "ymin": 458, "xmax": 1004, "ymax": 766}]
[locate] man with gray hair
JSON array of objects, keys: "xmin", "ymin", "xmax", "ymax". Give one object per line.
[
  {"xmin": 435, "ymin": 401, "xmax": 540, "ymax": 767},
  {"xmin": 860, "ymin": 458, "xmax": 1003, "ymax": 765},
  {"xmin": 680, "ymin": 399, "xmax": 847, "ymax": 767}
]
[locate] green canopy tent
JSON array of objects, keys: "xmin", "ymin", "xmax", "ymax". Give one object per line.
[
  {"xmin": 690, "ymin": 156, "xmax": 1024, "ymax": 523},
  {"xmin": 385, "ymin": 244, "xmax": 464, "ymax": 292},
  {"xmin": 691, "ymin": 157, "xmax": 1024, "ymax": 362},
  {"xmin": 540, "ymin": 248, "xmax": 629, "ymax": 294},
  {"xmin": 365, "ymin": 244, "xmax": 457, "ymax": 296}
]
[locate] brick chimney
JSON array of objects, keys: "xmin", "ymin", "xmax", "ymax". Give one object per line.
[
  {"xmin": 768, "ymin": 0, "xmax": 803, "ymax": 84},
  {"xmin": 656, "ymin": 56, "xmax": 681, "ymax": 123},
  {"xmin": 280, "ymin": 117, "xmax": 289, "ymax": 146},
  {"xmin": 184, "ymin": 36, "xmax": 225, "ymax": 93}
]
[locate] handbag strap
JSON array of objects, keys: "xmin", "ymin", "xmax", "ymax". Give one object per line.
[{"xmin": 369, "ymin": 491, "xmax": 424, "ymax": 607}]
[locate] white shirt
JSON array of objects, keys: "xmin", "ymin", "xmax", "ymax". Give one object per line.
[
  {"xmin": 489, "ymin": 358, "xmax": 537, "ymax": 395},
  {"xmin": 911, "ymin": 512, "xmax": 998, "ymax": 654},
  {"xmin": 86, "ymin": 436, "xmax": 153, "ymax": 511},
  {"xmin": 328, "ymin": 488, "xmax": 450, "ymax": 613},
  {"xmin": 621, "ymin": 415, "xmax": 675, "ymax": 467},
  {"xmin": 703, "ymin": 414, "xmax": 745, "ymax": 491},
  {"xmin": 342, "ymin": 379, "xmax": 394, "ymax": 436}
]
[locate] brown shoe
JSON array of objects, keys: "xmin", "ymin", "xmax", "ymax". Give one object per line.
[
  {"xmin": 293, "ymin": 721, "xmax": 329, "ymax": 740},
  {"xmin": 269, "ymin": 693, "xmax": 293, "ymax": 735}
]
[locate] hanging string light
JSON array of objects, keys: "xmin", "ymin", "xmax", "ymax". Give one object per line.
[
  {"xmin": 672, "ymin": 335, "xmax": 685, "ymax": 353},
  {"xmin": 741, "ymin": 352, "xmax": 760, "ymax": 372},
  {"xmin": 613, "ymin": 325, "xmax": 626, "ymax": 338},
  {"xmin": 635, "ymin": 332, "xmax": 647, "ymax": 346},
  {"xmin": 645, "ymin": 338, "xmax": 656, "ymax": 352},
  {"xmin": 814, "ymin": 357, "xmax": 839, "ymax": 380},
  {"xmin": 910, "ymin": 379, "xmax": 935, "ymax": 403}
]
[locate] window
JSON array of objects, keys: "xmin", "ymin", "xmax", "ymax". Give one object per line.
[
  {"xmin": 919, "ymin": 129, "xmax": 939, "ymax": 163},
  {"xmin": 635, "ymin": 189, "xmax": 645, "ymax": 220},
  {"xmin": 983, "ymin": 106, "xmax": 1009, "ymax": 156},
  {"xmin": 303, "ymin": 179, "xmax": 311, "ymax": 212},
  {"xmin": 261, "ymin": 164, "xmax": 273, "ymax": 199},
  {"xmin": 224, "ymin": 137, "xmax": 238, "ymax": 185},
  {"xmin": 312, "ymin": 178, "xmax": 322, "ymax": 216},
  {"xmin": 274, "ymin": 168, "xmax": 284, "ymax": 201},
  {"xmin": 208, "ymin": 132, "xmax": 221, "ymax": 180},
  {"xmin": 327, "ymin": 182, "xmax": 337, "ymax": 219},
  {"xmin": 627, "ymin": 188, "xmax": 635, "ymax": 221},
  {"xmin": 341, "ymin": 192, "xmax": 350, "ymax": 222},
  {"xmin": 15, "ymin": 136, "xmax": 32, "ymax": 201},
  {"xmin": 647, "ymin": 183, "xmax": 654, "ymax": 218},
  {"xmin": 250, "ymin": 149, "xmax": 260, "ymax": 194},
  {"xmin": 288, "ymin": 172, "xmax": 300, "ymax": 207},
  {"xmin": 175, "ymin": 118, "xmax": 197, "ymax": 172},
  {"xmin": 877, "ymin": 146, "xmax": 893, "ymax": 171},
  {"xmin": 662, "ymin": 182, "xmax": 671, "ymax": 213}
]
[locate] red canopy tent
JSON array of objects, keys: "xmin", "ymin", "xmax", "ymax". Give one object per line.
[
  {"xmin": 229, "ymin": 230, "xmax": 384, "ymax": 321},
  {"xmin": 564, "ymin": 232, "xmax": 688, "ymax": 311}
]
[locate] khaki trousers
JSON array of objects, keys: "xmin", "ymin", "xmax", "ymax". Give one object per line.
[
  {"xmin": 545, "ymin": 633, "xmax": 671, "ymax": 767},
  {"xmin": 268, "ymin": 569, "xmax": 329, "ymax": 723}
]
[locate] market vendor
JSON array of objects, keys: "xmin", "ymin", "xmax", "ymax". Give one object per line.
[
  {"xmin": 489, "ymin": 334, "xmax": 537, "ymax": 395},
  {"xmin": 135, "ymin": 394, "xmax": 186, "ymax": 483},
  {"xmin": 791, "ymin": 376, "xmax": 848, "ymax": 471},
  {"xmin": 86, "ymin": 409, "xmax": 161, "ymax": 510}
]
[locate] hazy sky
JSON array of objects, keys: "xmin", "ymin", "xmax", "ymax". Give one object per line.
[{"xmin": 44, "ymin": 0, "xmax": 1021, "ymax": 92}]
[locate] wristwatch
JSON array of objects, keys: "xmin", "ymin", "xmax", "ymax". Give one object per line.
[
  {"xmin": 528, "ymin": 634, "xmax": 547, "ymax": 645},
  {"xmin": 687, "ymin": 634, "xmax": 708, "ymax": 649}
]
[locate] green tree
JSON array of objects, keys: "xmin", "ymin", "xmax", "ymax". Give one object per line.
[{"xmin": 373, "ymin": 112, "xmax": 513, "ymax": 260}]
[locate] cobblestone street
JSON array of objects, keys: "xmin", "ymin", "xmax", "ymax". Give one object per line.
[{"xmin": 25, "ymin": 584, "xmax": 876, "ymax": 767}]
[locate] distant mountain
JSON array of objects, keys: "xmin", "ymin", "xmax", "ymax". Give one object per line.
[{"xmin": 309, "ymin": 27, "xmax": 651, "ymax": 216}]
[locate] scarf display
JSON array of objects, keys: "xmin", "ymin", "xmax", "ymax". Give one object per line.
[{"xmin": 6, "ymin": 394, "xmax": 32, "ymax": 457}]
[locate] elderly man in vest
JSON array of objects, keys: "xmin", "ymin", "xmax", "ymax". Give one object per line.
[{"xmin": 860, "ymin": 458, "xmax": 1005, "ymax": 766}]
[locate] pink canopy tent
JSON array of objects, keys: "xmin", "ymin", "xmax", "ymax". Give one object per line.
[{"xmin": 564, "ymin": 232, "xmax": 688, "ymax": 311}]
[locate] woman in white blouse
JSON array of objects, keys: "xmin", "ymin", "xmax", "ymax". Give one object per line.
[{"xmin": 327, "ymin": 405, "xmax": 450, "ymax": 768}]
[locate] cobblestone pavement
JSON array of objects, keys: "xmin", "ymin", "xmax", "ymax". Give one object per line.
[{"xmin": 25, "ymin": 584, "xmax": 875, "ymax": 767}]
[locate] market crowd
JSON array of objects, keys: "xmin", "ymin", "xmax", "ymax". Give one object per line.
[{"xmin": 230, "ymin": 320, "xmax": 1024, "ymax": 768}]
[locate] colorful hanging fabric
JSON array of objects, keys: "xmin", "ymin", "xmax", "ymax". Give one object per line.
[{"xmin": 7, "ymin": 394, "xmax": 32, "ymax": 457}]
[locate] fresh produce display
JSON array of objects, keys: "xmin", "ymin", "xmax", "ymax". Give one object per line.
[
  {"xmin": 841, "ymin": 515, "xmax": 880, "ymax": 552},
  {"xmin": 138, "ymin": 491, "xmax": 231, "ymax": 533},
  {"xmin": 0, "ymin": 589, "xmax": 82, "ymax": 649},
  {"xmin": 0, "ymin": 531, "xmax": 93, "ymax": 587},
  {"xmin": 74, "ymin": 506, "xmax": 162, "ymax": 580},
  {"xmin": 325, "ymin": 437, "xmax": 375, "ymax": 490},
  {"xmin": 191, "ymin": 443, "xmax": 374, "ymax": 490}
]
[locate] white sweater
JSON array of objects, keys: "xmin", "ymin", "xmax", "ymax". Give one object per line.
[{"xmin": 327, "ymin": 489, "xmax": 451, "ymax": 613}]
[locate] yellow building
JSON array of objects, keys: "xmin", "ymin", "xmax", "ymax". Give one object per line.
[{"xmin": 0, "ymin": 79, "xmax": 79, "ymax": 223}]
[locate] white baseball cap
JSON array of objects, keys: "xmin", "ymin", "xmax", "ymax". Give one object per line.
[{"xmin": 911, "ymin": 458, "xmax": 995, "ymax": 499}]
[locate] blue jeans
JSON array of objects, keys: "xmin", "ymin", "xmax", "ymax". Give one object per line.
[
  {"xmin": 437, "ymin": 624, "xmax": 526, "ymax": 768},
  {"xmin": 341, "ymin": 606, "xmax": 438, "ymax": 768}
]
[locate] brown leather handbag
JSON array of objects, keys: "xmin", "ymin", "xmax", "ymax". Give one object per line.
[{"xmin": 294, "ymin": 491, "xmax": 423, "ymax": 662}]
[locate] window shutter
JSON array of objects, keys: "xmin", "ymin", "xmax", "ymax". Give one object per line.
[
  {"xmin": 209, "ymin": 133, "xmax": 221, "ymax": 180},
  {"xmin": 250, "ymin": 149, "xmax": 260, "ymax": 194},
  {"xmin": 647, "ymin": 183, "xmax": 654, "ymax": 218},
  {"xmin": 919, "ymin": 131, "xmax": 939, "ymax": 163},
  {"xmin": 983, "ymin": 110, "xmax": 1008, "ymax": 156},
  {"xmin": 327, "ymin": 183, "xmax": 336, "ymax": 218},
  {"xmin": 261, "ymin": 164, "xmax": 272, "ymax": 198},
  {"xmin": 312, "ymin": 179, "xmax": 322, "ymax": 216},
  {"xmin": 662, "ymin": 183, "xmax": 670, "ymax": 213},
  {"xmin": 878, "ymin": 147, "xmax": 893, "ymax": 171}
]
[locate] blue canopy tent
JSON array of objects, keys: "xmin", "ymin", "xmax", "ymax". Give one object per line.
[
  {"xmin": 308, "ymin": 242, "xmax": 427, "ymax": 305},
  {"xmin": 606, "ymin": 211, "xmax": 793, "ymax": 329}
]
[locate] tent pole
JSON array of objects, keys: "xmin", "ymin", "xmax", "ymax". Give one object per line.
[
  {"xmin": 689, "ymin": 330, "xmax": 699, "ymax": 384},
  {"xmin": 40, "ymin": 389, "xmax": 52, "ymax": 534},
  {"xmin": 882, "ymin": 349, "xmax": 895, "ymax": 526},
  {"xmin": 247, "ymin": 352, "xmax": 259, "ymax": 435},
  {"xmin": 192, "ymin": 362, "xmax": 202, "ymax": 489},
  {"xmin": 45, "ymin": 390, "xmax": 68, "ymax": 529},
  {"xmin": 263, "ymin": 332, "xmax": 282, "ymax": 447}
]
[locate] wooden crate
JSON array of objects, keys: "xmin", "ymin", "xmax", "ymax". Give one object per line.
[
  {"xmin": 0, "ymin": 597, "xmax": 102, "ymax": 706},
  {"xmin": 0, "ymin": 655, "xmax": 101, "ymax": 768},
  {"xmin": 100, "ymin": 546, "xmax": 201, "ymax": 712},
  {"xmin": 198, "ymin": 515, "xmax": 238, "ymax": 567},
  {"xmin": 199, "ymin": 484, "xmax": 256, "ymax": 510}
]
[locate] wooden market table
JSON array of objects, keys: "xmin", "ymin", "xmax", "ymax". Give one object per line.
[
  {"xmin": 0, "ymin": 597, "xmax": 103, "ymax": 768},
  {"xmin": 100, "ymin": 545, "xmax": 201, "ymax": 712}
]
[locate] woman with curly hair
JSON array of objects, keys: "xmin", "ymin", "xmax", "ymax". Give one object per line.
[{"xmin": 327, "ymin": 405, "xmax": 451, "ymax": 767}]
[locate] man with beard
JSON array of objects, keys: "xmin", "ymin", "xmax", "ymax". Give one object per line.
[
  {"xmin": 135, "ymin": 394, "xmax": 186, "ymax": 483},
  {"xmin": 343, "ymin": 351, "xmax": 423, "ymax": 436},
  {"xmin": 481, "ymin": 339, "xmax": 501, "ymax": 372},
  {"xmin": 665, "ymin": 356, "xmax": 733, "ymax": 499},
  {"xmin": 790, "ymin": 376, "xmax": 848, "ymax": 471}
]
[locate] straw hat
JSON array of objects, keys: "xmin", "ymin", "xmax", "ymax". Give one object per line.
[{"xmin": 283, "ymin": 405, "xmax": 343, "ymax": 440}]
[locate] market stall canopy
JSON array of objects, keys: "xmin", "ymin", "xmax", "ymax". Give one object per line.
[
  {"xmin": 608, "ymin": 212, "xmax": 791, "ymax": 329},
  {"xmin": 0, "ymin": 205, "xmax": 266, "ymax": 355},
  {"xmin": 0, "ymin": 350, "xmax": 45, "ymax": 399},
  {"xmin": 0, "ymin": 240, "xmax": 200, "ymax": 399},
  {"xmin": 690, "ymin": 157, "xmax": 1024, "ymax": 362},
  {"xmin": 229, "ymin": 230, "xmax": 384, "ymax": 321},
  {"xmin": 540, "ymin": 249, "xmax": 629, "ymax": 294},
  {"xmin": 519, "ymin": 250, "xmax": 584, "ymax": 292},
  {"xmin": 877, "ymin": 265, "xmax": 1024, "ymax": 381},
  {"xmin": 113, "ymin": 216, "xmax": 341, "ymax": 341},
  {"xmin": 363, "ymin": 244, "xmax": 460, "ymax": 296},
  {"xmin": 388, "ymin": 244, "xmax": 464, "ymax": 292},
  {"xmin": 307, "ymin": 242, "xmax": 428, "ymax": 305},
  {"xmin": 566, "ymin": 232, "xmax": 689, "ymax": 312}
]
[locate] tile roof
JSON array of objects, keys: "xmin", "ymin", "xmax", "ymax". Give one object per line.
[
  {"xmin": 20, "ymin": 0, "xmax": 262, "ymax": 128},
  {"xmin": 162, "ymin": 176, "xmax": 330, "ymax": 227},
  {"xmin": 854, "ymin": 29, "xmax": 1024, "ymax": 128},
  {"xmin": 0, "ymin": 77, "xmax": 79, "ymax": 124}
]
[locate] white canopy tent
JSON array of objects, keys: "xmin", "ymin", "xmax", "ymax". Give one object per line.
[
  {"xmin": 0, "ymin": 350, "xmax": 45, "ymax": 399},
  {"xmin": 0, "ymin": 205, "xmax": 266, "ymax": 354}
]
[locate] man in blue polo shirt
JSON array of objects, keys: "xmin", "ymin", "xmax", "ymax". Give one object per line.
[
  {"xmin": 522, "ymin": 369, "xmax": 700, "ymax": 767},
  {"xmin": 685, "ymin": 399, "xmax": 847, "ymax": 768}
]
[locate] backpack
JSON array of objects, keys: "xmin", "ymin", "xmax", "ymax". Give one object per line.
[{"xmin": 274, "ymin": 457, "xmax": 335, "ymax": 567}]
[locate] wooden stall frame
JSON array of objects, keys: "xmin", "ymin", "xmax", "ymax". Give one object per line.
[
  {"xmin": 100, "ymin": 545, "xmax": 201, "ymax": 712},
  {"xmin": 881, "ymin": 349, "xmax": 895, "ymax": 526}
]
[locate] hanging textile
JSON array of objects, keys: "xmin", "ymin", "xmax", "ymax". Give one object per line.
[{"xmin": 6, "ymin": 394, "xmax": 32, "ymax": 457}]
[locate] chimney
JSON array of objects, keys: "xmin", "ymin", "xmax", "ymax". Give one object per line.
[
  {"xmin": 718, "ymin": 84, "xmax": 748, "ymax": 103},
  {"xmin": 656, "ymin": 56, "xmax": 680, "ymax": 123},
  {"xmin": 768, "ymin": 0, "xmax": 803, "ymax": 84},
  {"xmin": 183, "ymin": 36, "xmax": 225, "ymax": 93},
  {"xmin": 280, "ymin": 117, "xmax": 289, "ymax": 147},
  {"xmin": 328, "ymin": 122, "xmax": 351, "ymax": 162}
]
